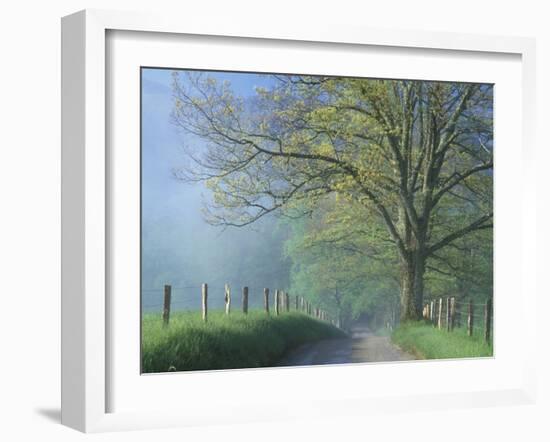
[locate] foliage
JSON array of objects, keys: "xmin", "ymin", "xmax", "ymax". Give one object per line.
[
  {"xmin": 282, "ymin": 202, "xmax": 400, "ymax": 329},
  {"xmin": 170, "ymin": 72, "xmax": 493, "ymax": 321},
  {"xmin": 392, "ymin": 321, "xmax": 493, "ymax": 359},
  {"xmin": 142, "ymin": 311, "xmax": 346, "ymax": 373},
  {"xmin": 424, "ymin": 227, "xmax": 492, "ymax": 304}
]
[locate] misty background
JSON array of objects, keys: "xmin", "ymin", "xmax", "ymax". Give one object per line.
[{"xmin": 141, "ymin": 69, "xmax": 291, "ymax": 311}]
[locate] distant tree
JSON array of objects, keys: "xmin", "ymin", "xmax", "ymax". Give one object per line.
[
  {"xmin": 283, "ymin": 195, "xmax": 399, "ymax": 327},
  {"xmin": 171, "ymin": 72, "xmax": 493, "ymax": 321}
]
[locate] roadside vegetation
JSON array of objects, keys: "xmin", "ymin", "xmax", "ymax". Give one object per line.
[
  {"xmin": 142, "ymin": 311, "xmax": 346, "ymax": 373},
  {"xmin": 392, "ymin": 322, "xmax": 493, "ymax": 360}
]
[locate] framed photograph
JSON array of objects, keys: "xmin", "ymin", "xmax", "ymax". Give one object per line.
[{"xmin": 61, "ymin": 9, "xmax": 537, "ymax": 432}]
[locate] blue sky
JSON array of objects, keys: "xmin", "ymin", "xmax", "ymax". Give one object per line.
[{"xmin": 141, "ymin": 68, "xmax": 273, "ymax": 226}]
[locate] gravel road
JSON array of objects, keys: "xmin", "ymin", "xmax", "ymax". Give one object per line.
[{"xmin": 278, "ymin": 321, "xmax": 415, "ymax": 367}]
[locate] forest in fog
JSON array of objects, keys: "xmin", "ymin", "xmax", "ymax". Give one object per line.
[{"xmin": 141, "ymin": 68, "xmax": 492, "ymax": 330}]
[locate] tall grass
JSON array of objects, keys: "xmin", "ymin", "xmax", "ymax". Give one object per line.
[
  {"xmin": 392, "ymin": 321, "xmax": 493, "ymax": 360},
  {"xmin": 142, "ymin": 310, "xmax": 346, "ymax": 373}
]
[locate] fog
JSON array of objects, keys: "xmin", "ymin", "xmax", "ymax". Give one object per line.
[{"xmin": 141, "ymin": 69, "xmax": 290, "ymax": 312}]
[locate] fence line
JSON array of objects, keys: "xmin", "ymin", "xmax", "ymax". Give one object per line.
[
  {"xmin": 154, "ymin": 283, "xmax": 340, "ymax": 329},
  {"xmin": 162, "ymin": 284, "xmax": 171, "ymax": 327},
  {"xmin": 422, "ymin": 296, "xmax": 492, "ymax": 344},
  {"xmin": 142, "ymin": 284, "xmax": 293, "ymax": 293}
]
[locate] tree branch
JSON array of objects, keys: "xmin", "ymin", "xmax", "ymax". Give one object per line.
[
  {"xmin": 432, "ymin": 161, "xmax": 493, "ymax": 208},
  {"xmin": 427, "ymin": 213, "xmax": 493, "ymax": 255}
]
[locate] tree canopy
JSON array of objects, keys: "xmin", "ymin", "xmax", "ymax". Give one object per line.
[{"xmin": 170, "ymin": 71, "xmax": 493, "ymax": 321}]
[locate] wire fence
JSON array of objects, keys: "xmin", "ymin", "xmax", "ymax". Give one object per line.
[
  {"xmin": 142, "ymin": 284, "xmax": 492, "ymax": 343},
  {"xmin": 422, "ymin": 296, "xmax": 493, "ymax": 343},
  {"xmin": 142, "ymin": 285, "xmax": 293, "ymax": 312},
  {"xmin": 145, "ymin": 283, "xmax": 341, "ymax": 329}
]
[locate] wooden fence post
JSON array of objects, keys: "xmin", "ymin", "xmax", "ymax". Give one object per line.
[
  {"xmin": 484, "ymin": 298, "xmax": 492, "ymax": 344},
  {"xmin": 242, "ymin": 286, "xmax": 249, "ymax": 314},
  {"xmin": 263, "ymin": 288, "xmax": 270, "ymax": 314},
  {"xmin": 467, "ymin": 299, "xmax": 473, "ymax": 337},
  {"xmin": 446, "ymin": 297, "xmax": 451, "ymax": 332},
  {"xmin": 224, "ymin": 283, "xmax": 231, "ymax": 315},
  {"xmin": 162, "ymin": 284, "xmax": 171, "ymax": 326},
  {"xmin": 274, "ymin": 290, "xmax": 280, "ymax": 316},
  {"xmin": 202, "ymin": 283, "xmax": 208, "ymax": 323},
  {"xmin": 438, "ymin": 298, "xmax": 443, "ymax": 330},
  {"xmin": 450, "ymin": 297, "xmax": 456, "ymax": 331},
  {"xmin": 285, "ymin": 292, "xmax": 290, "ymax": 312}
]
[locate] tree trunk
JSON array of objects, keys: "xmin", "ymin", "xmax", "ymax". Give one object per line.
[
  {"xmin": 399, "ymin": 251, "xmax": 426, "ymax": 321},
  {"xmin": 400, "ymin": 257, "xmax": 417, "ymax": 321},
  {"xmin": 413, "ymin": 252, "xmax": 426, "ymax": 317}
]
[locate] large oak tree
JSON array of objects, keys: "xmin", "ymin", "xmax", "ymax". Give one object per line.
[{"xmin": 170, "ymin": 72, "xmax": 493, "ymax": 321}]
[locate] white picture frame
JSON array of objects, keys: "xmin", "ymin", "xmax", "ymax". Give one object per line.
[{"xmin": 61, "ymin": 9, "xmax": 537, "ymax": 433}]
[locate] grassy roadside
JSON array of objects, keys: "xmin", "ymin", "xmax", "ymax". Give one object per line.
[
  {"xmin": 142, "ymin": 311, "xmax": 347, "ymax": 373},
  {"xmin": 392, "ymin": 321, "xmax": 493, "ymax": 360}
]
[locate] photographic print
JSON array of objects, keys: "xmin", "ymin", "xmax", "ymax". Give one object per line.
[{"xmin": 141, "ymin": 68, "xmax": 493, "ymax": 374}]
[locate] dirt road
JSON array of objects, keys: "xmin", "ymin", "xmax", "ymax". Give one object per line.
[{"xmin": 278, "ymin": 321, "xmax": 415, "ymax": 367}]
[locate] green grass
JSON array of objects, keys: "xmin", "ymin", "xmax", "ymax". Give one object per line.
[
  {"xmin": 142, "ymin": 310, "xmax": 347, "ymax": 373},
  {"xmin": 391, "ymin": 321, "xmax": 493, "ymax": 360}
]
